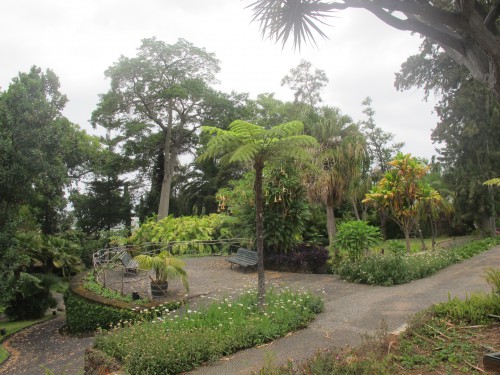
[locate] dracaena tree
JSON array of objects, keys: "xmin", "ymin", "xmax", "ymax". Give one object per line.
[
  {"xmin": 248, "ymin": 0, "xmax": 500, "ymax": 101},
  {"xmin": 303, "ymin": 107, "xmax": 367, "ymax": 252},
  {"xmin": 199, "ymin": 120, "xmax": 317, "ymax": 309}
]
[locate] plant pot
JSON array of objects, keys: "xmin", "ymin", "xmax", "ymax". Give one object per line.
[{"xmin": 150, "ymin": 281, "xmax": 168, "ymax": 299}]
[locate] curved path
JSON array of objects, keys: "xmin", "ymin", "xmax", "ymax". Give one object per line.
[{"xmin": 0, "ymin": 246, "xmax": 498, "ymax": 375}]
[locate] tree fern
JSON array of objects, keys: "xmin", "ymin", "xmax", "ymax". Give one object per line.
[{"xmin": 199, "ymin": 119, "xmax": 318, "ymax": 309}]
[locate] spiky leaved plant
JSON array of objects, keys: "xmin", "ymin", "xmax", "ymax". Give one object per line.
[{"xmin": 134, "ymin": 251, "xmax": 189, "ymax": 292}]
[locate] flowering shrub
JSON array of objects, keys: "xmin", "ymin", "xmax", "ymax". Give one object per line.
[
  {"xmin": 94, "ymin": 288, "xmax": 323, "ymax": 374},
  {"xmin": 337, "ymin": 237, "xmax": 500, "ymax": 286}
]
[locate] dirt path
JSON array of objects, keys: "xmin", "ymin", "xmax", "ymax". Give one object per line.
[{"xmin": 0, "ymin": 245, "xmax": 498, "ymax": 375}]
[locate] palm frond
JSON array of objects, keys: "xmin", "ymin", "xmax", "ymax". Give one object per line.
[{"xmin": 247, "ymin": 0, "xmax": 336, "ymax": 49}]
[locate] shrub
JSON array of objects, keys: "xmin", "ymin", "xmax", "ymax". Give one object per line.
[
  {"xmin": 95, "ymin": 289, "xmax": 323, "ymax": 374},
  {"xmin": 128, "ymin": 214, "xmax": 234, "ymax": 254},
  {"xmin": 63, "ymin": 289, "xmax": 180, "ymax": 333},
  {"xmin": 337, "ymin": 237, "xmax": 500, "ymax": 286},
  {"xmin": 5, "ymin": 273, "xmax": 58, "ymax": 320},
  {"xmin": 265, "ymin": 244, "xmax": 330, "ymax": 273},
  {"xmin": 335, "ymin": 221, "xmax": 382, "ymax": 261}
]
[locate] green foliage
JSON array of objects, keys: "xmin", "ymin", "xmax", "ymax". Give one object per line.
[
  {"xmin": 396, "ymin": 39, "xmax": 500, "ymax": 234},
  {"xmin": 64, "ymin": 289, "xmax": 136, "ymax": 333},
  {"xmin": 63, "ymin": 289, "xmax": 180, "ymax": 333},
  {"xmin": 337, "ymin": 237, "xmax": 500, "ymax": 286},
  {"xmin": 95, "ymin": 289, "xmax": 323, "ymax": 374},
  {"xmin": 5, "ymin": 273, "xmax": 58, "ymax": 320},
  {"xmin": 92, "ymin": 37, "xmax": 221, "ymax": 219},
  {"xmin": 432, "ymin": 292, "xmax": 500, "ymax": 324},
  {"xmin": 219, "ymin": 164, "xmax": 311, "ymax": 253},
  {"xmin": 82, "ymin": 273, "xmax": 147, "ymax": 304},
  {"xmin": 0, "ymin": 66, "xmax": 99, "ymax": 235},
  {"xmin": 485, "ymin": 267, "xmax": 500, "ymax": 297},
  {"xmin": 14, "ymin": 231, "xmax": 84, "ymax": 277},
  {"xmin": 335, "ymin": 221, "xmax": 381, "ymax": 261},
  {"xmin": 128, "ymin": 214, "xmax": 233, "ymax": 254}
]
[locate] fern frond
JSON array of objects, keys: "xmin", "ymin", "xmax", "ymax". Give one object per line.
[
  {"xmin": 228, "ymin": 120, "xmax": 265, "ymax": 139},
  {"xmin": 229, "ymin": 142, "xmax": 261, "ymax": 163},
  {"xmin": 198, "ymin": 131, "xmax": 241, "ymax": 161},
  {"xmin": 266, "ymin": 121, "xmax": 304, "ymax": 138}
]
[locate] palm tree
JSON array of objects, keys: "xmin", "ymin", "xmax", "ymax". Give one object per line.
[
  {"xmin": 199, "ymin": 120, "xmax": 317, "ymax": 308},
  {"xmin": 304, "ymin": 107, "xmax": 366, "ymax": 251}
]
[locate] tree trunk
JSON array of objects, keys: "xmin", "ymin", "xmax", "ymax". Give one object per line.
[
  {"xmin": 431, "ymin": 220, "xmax": 437, "ymax": 250},
  {"xmin": 418, "ymin": 227, "xmax": 427, "ymax": 251},
  {"xmin": 158, "ymin": 101, "xmax": 174, "ymax": 220},
  {"xmin": 379, "ymin": 210, "xmax": 388, "ymax": 241},
  {"xmin": 326, "ymin": 202, "xmax": 337, "ymax": 254},
  {"xmin": 404, "ymin": 227, "xmax": 411, "ymax": 253},
  {"xmin": 254, "ymin": 159, "xmax": 266, "ymax": 310},
  {"xmin": 351, "ymin": 197, "xmax": 361, "ymax": 221}
]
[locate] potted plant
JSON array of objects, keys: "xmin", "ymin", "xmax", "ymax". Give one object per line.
[{"xmin": 134, "ymin": 251, "xmax": 189, "ymax": 299}]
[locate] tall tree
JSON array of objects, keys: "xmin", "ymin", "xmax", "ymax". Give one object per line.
[
  {"xmin": 281, "ymin": 60, "xmax": 329, "ymax": 108},
  {"xmin": 248, "ymin": 0, "xmax": 500, "ymax": 100},
  {"xmin": 92, "ymin": 38, "xmax": 220, "ymax": 219},
  {"xmin": 200, "ymin": 120, "xmax": 317, "ymax": 309},
  {"xmin": 396, "ymin": 39, "xmax": 500, "ymax": 235},
  {"xmin": 0, "ymin": 66, "xmax": 98, "ymax": 233}
]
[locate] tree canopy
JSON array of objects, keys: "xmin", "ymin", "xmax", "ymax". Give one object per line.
[{"xmin": 92, "ymin": 37, "xmax": 221, "ymax": 219}]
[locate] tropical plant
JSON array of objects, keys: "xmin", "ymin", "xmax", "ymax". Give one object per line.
[
  {"xmin": 5, "ymin": 273, "xmax": 58, "ymax": 320},
  {"xmin": 335, "ymin": 221, "xmax": 382, "ymax": 261},
  {"xmin": 200, "ymin": 120, "xmax": 317, "ymax": 308},
  {"xmin": 364, "ymin": 153, "xmax": 438, "ymax": 252},
  {"xmin": 134, "ymin": 251, "xmax": 189, "ymax": 292}
]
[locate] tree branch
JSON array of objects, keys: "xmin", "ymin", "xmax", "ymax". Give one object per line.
[{"xmin": 484, "ymin": 0, "xmax": 500, "ymax": 31}]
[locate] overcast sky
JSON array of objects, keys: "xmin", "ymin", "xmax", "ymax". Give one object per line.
[{"xmin": 1, "ymin": 0, "xmax": 440, "ymax": 159}]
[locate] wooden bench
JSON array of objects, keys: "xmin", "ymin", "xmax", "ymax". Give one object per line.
[
  {"xmin": 118, "ymin": 251, "xmax": 139, "ymax": 275},
  {"xmin": 226, "ymin": 248, "xmax": 257, "ymax": 270}
]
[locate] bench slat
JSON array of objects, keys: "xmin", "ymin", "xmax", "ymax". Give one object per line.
[{"xmin": 226, "ymin": 248, "xmax": 257, "ymax": 270}]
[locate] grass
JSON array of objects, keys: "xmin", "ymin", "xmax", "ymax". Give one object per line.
[
  {"xmin": 95, "ymin": 287, "xmax": 324, "ymax": 374},
  {"xmin": 0, "ymin": 316, "xmax": 53, "ymax": 365}
]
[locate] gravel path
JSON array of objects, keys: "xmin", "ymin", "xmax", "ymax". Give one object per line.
[{"xmin": 0, "ymin": 245, "xmax": 498, "ymax": 375}]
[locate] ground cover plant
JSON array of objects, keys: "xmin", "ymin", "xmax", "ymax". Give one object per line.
[
  {"xmin": 94, "ymin": 288, "xmax": 323, "ymax": 374},
  {"xmin": 337, "ymin": 237, "xmax": 500, "ymax": 286},
  {"xmin": 257, "ymin": 268, "xmax": 500, "ymax": 374},
  {"xmin": 82, "ymin": 273, "xmax": 148, "ymax": 304}
]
